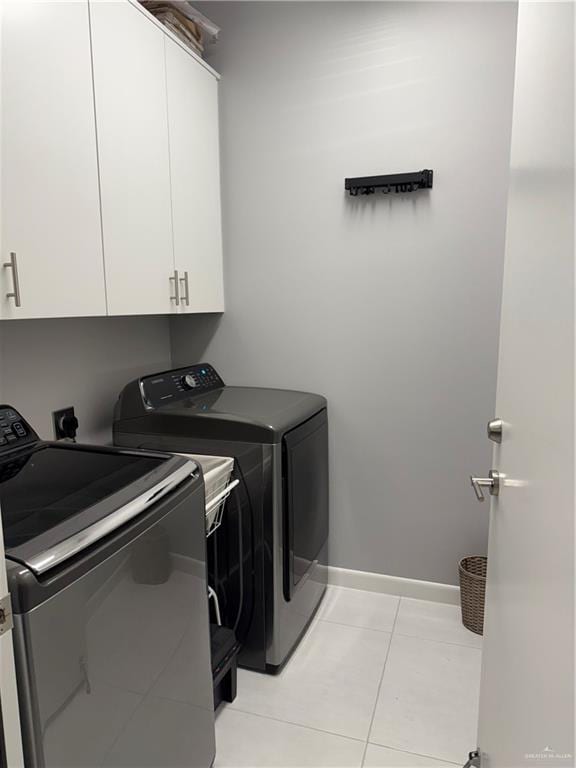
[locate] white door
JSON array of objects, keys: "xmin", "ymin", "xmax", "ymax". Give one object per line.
[
  {"xmin": 90, "ymin": 0, "xmax": 175, "ymax": 316},
  {"xmin": 1, "ymin": 0, "xmax": 106, "ymax": 319},
  {"xmin": 475, "ymin": 2, "xmax": 574, "ymax": 766},
  {"xmin": 165, "ymin": 37, "xmax": 224, "ymax": 313}
]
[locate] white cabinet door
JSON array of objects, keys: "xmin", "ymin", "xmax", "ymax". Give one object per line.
[
  {"xmin": 1, "ymin": 0, "xmax": 106, "ymax": 319},
  {"xmin": 165, "ymin": 38, "xmax": 224, "ymax": 313},
  {"xmin": 90, "ymin": 0, "xmax": 175, "ymax": 316}
]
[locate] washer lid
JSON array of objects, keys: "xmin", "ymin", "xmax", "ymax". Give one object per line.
[
  {"xmin": 1, "ymin": 443, "xmax": 196, "ymax": 574},
  {"xmin": 117, "ymin": 386, "xmax": 327, "ymax": 443}
]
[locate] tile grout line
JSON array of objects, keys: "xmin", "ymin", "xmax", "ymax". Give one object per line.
[
  {"xmin": 317, "ymin": 617, "xmax": 395, "ymax": 634},
  {"xmin": 360, "ymin": 597, "xmax": 403, "ymax": 768},
  {"xmin": 366, "ymin": 741, "xmax": 463, "ymax": 766},
  {"xmin": 222, "ymin": 704, "xmax": 367, "ymax": 745},
  {"xmin": 319, "ymin": 588, "xmax": 481, "ymax": 648},
  {"xmin": 318, "ymin": 618, "xmax": 481, "ymax": 650},
  {"xmin": 393, "ymin": 631, "xmax": 483, "ymax": 651}
]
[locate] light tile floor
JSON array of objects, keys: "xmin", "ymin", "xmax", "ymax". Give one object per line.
[{"xmin": 215, "ymin": 587, "xmax": 482, "ymax": 768}]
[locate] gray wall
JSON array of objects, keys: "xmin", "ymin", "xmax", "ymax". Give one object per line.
[
  {"xmin": 171, "ymin": 1, "xmax": 518, "ymax": 585},
  {"xmin": 0, "ymin": 317, "xmax": 171, "ymax": 443}
]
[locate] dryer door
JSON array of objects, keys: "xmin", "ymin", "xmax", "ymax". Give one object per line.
[{"xmin": 283, "ymin": 410, "xmax": 329, "ymax": 601}]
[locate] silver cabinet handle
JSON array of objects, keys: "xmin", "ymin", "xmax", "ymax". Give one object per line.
[
  {"xmin": 179, "ymin": 271, "xmax": 190, "ymax": 306},
  {"xmin": 3, "ymin": 252, "xmax": 21, "ymax": 307},
  {"xmin": 169, "ymin": 269, "xmax": 180, "ymax": 306},
  {"xmin": 470, "ymin": 470, "xmax": 500, "ymax": 502},
  {"xmin": 487, "ymin": 418, "xmax": 503, "ymax": 444}
]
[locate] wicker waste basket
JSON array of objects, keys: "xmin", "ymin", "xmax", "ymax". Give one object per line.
[{"xmin": 459, "ymin": 556, "xmax": 487, "ymax": 635}]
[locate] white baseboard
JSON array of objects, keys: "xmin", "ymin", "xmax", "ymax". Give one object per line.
[{"xmin": 320, "ymin": 565, "xmax": 460, "ymax": 605}]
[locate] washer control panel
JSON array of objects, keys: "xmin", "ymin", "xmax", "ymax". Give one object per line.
[
  {"xmin": 0, "ymin": 406, "xmax": 37, "ymax": 451},
  {"xmin": 140, "ymin": 364, "xmax": 225, "ymax": 409}
]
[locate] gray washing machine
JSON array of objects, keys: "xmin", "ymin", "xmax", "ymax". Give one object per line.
[
  {"xmin": 0, "ymin": 405, "xmax": 215, "ymax": 768},
  {"xmin": 114, "ymin": 363, "xmax": 329, "ymax": 673}
]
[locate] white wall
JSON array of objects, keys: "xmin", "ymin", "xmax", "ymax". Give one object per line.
[
  {"xmin": 0, "ymin": 317, "xmax": 171, "ymax": 443},
  {"xmin": 171, "ymin": 1, "xmax": 518, "ymax": 585}
]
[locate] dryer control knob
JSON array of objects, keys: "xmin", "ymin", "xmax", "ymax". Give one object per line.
[{"xmin": 182, "ymin": 374, "xmax": 198, "ymax": 390}]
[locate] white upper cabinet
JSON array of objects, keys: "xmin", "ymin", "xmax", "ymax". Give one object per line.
[
  {"xmin": 165, "ymin": 36, "xmax": 224, "ymax": 313},
  {"xmin": 1, "ymin": 0, "xmax": 107, "ymax": 319},
  {"xmin": 1, "ymin": 0, "xmax": 223, "ymax": 320},
  {"xmin": 89, "ymin": 0, "xmax": 175, "ymax": 316}
]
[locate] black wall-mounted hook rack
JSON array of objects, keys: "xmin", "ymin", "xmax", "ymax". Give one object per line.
[{"xmin": 345, "ymin": 169, "xmax": 433, "ymax": 197}]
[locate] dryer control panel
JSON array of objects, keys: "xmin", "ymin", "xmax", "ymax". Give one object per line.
[{"xmin": 140, "ymin": 364, "xmax": 225, "ymax": 409}]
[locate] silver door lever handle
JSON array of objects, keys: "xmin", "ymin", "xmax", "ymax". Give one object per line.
[{"xmin": 470, "ymin": 470, "xmax": 500, "ymax": 502}]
